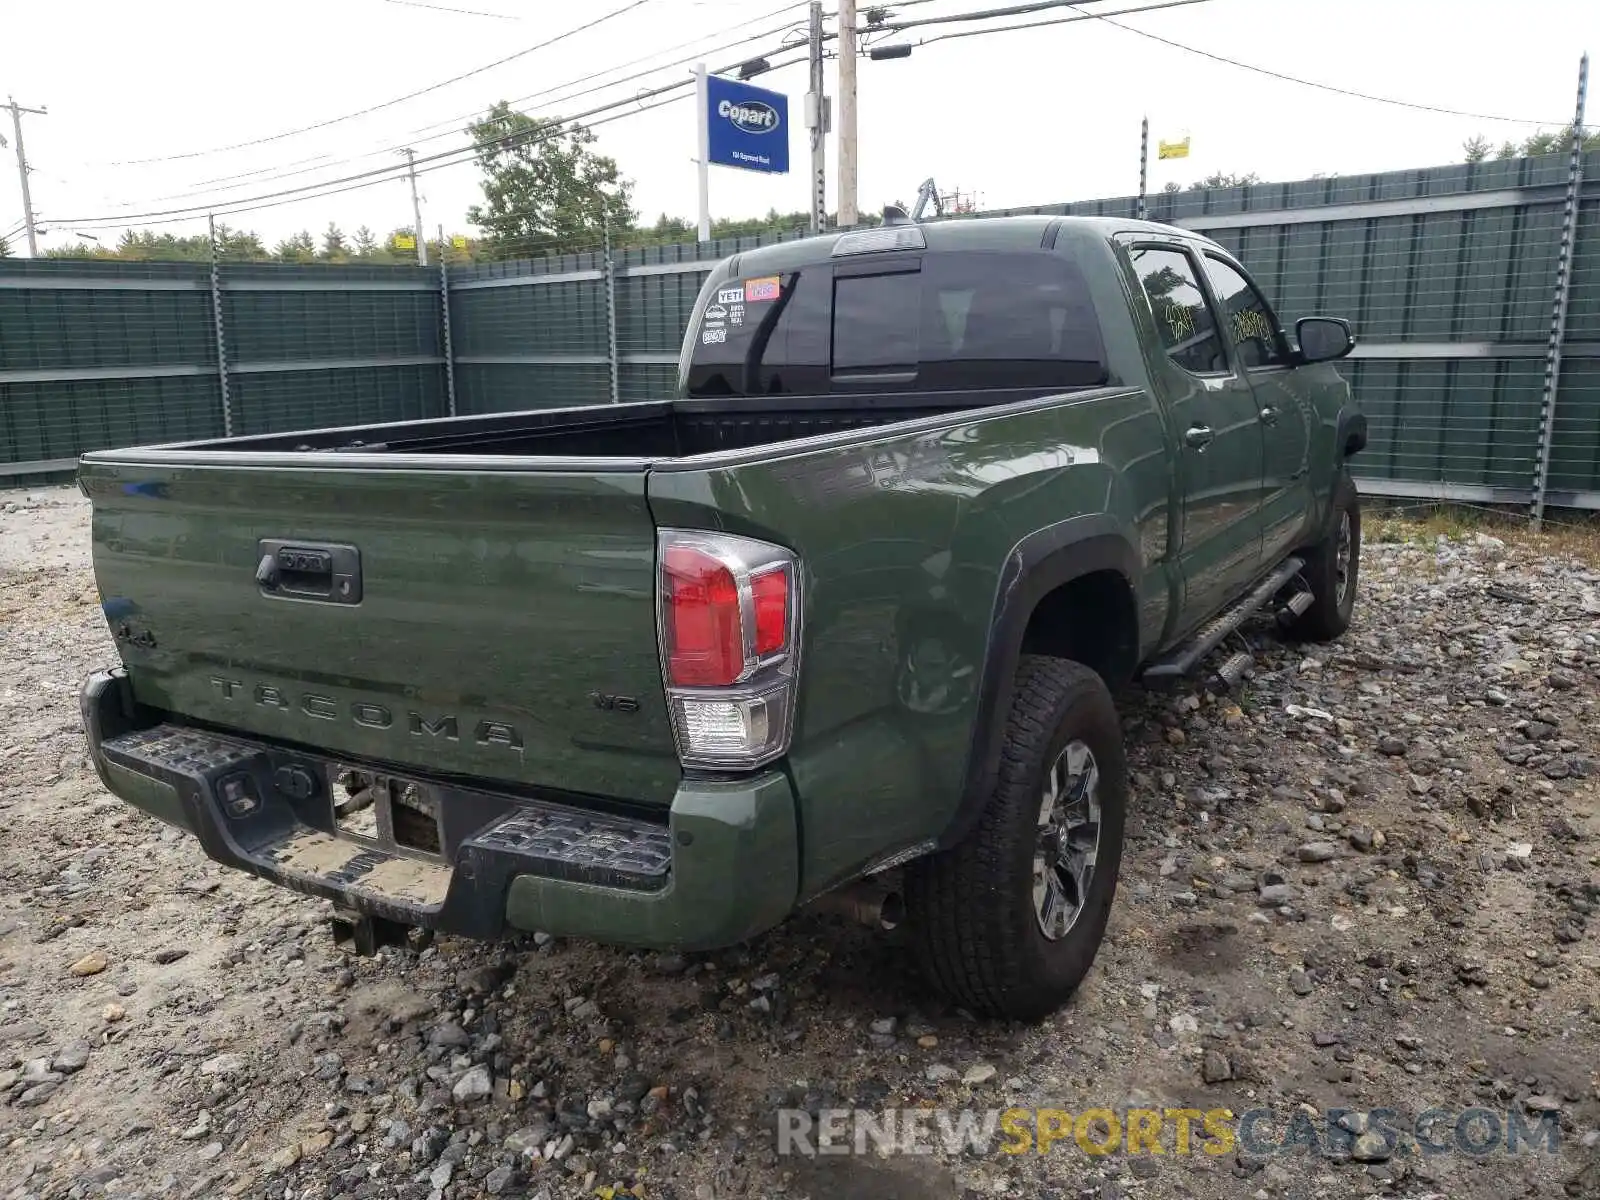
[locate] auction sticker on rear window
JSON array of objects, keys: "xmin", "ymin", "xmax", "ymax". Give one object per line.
[{"xmin": 745, "ymin": 276, "xmax": 781, "ymax": 303}]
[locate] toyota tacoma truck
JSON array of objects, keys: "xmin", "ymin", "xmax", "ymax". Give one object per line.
[{"xmin": 78, "ymin": 216, "xmax": 1364, "ymax": 1019}]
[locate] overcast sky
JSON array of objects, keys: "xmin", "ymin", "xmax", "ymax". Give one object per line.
[{"xmin": 1, "ymin": 0, "xmax": 1595, "ymax": 254}]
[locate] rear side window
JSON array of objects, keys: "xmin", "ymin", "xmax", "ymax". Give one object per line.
[
  {"xmin": 684, "ymin": 250, "xmax": 1108, "ymax": 397},
  {"xmin": 1129, "ymin": 245, "xmax": 1225, "ymax": 376}
]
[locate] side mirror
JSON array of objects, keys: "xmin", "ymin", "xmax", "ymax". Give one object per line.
[{"xmin": 1295, "ymin": 317, "xmax": 1354, "ymax": 364}]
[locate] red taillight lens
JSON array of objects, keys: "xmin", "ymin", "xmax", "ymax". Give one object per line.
[
  {"xmin": 658, "ymin": 530, "xmax": 800, "ymax": 769},
  {"xmin": 663, "ymin": 545, "xmax": 743, "ymax": 687},
  {"xmin": 752, "ymin": 567, "xmax": 789, "ymax": 656}
]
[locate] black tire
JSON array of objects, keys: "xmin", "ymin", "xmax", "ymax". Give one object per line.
[
  {"xmin": 905, "ymin": 656, "xmax": 1127, "ymax": 1021},
  {"xmin": 1287, "ymin": 472, "xmax": 1361, "ymax": 642}
]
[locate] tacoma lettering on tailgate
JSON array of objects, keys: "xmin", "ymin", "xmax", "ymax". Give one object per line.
[{"xmin": 208, "ymin": 676, "xmax": 524, "ymax": 750}]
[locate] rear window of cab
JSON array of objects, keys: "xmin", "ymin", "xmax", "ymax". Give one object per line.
[{"xmin": 685, "ymin": 250, "xmax": 1109, "ymax": 397}]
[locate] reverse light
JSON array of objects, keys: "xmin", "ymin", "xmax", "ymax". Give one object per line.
[{"xmin": 657, "ymin": 530, "xmax": 800, "ymax": 769}]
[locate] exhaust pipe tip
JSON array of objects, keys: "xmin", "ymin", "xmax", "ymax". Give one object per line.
[
  {"xmin": 809, "ymin": 882, "xmax": 905, "ymax": 931},
  {"xmin": 878, "ymin": 890, "xmax": 905, "ymax": 931}
]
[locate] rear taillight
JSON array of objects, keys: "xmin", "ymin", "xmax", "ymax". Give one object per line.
[
  {"xmin": 657, "ymin": 530, "xmax": 800, "ymax": 769},
  {"xmin": 662, "ymin": 545, "xmax": 744, "ymax": 686}
]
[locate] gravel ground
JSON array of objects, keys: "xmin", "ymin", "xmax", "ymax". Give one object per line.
[{"xmin": 2, "ymin": 485, "xmax": 1598, "ymax": 1200}]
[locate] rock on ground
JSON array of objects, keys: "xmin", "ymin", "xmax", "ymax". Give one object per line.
[{"xmin": 1, "ymin": 488, "xmax": 1597, "ymax": 1200}]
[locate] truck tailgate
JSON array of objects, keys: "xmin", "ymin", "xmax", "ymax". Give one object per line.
[{"xmin": 79, "ymin": 460, "xmax": 679, "ymax": 806}]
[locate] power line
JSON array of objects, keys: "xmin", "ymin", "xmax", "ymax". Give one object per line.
[
  {"xmin": 1063, "ymin": 2, "xmax": 1570, "ymax": 126},
  {"xmin": 52, "ymin": 91, "xmax": 705, "ymax": 232},
  {"xmin": 382, "ymin": 2, "xmax": 808, "ymax": 146},
  {"xmin": 190, "ymin": 152, "xmax": 340, "ymax": 190},
  {"xmin": 902, "ymin": 0, "xmax": 1209, "ymax": 45},
  {"xmin": 50, "ymin": 4, "xmax": 822, "ymax": 230},
  {"xmin": 50, "ymin": 62, "xmax": 735, "ymax": 228},
  {"xmin": 380, "ymin": 0, "xmax": 519, "ymax": 18},
  {"xmin": 89, "ymin": 2, "xmax": 811, "ymax": 214},
  {"xmin": 101, "ymin": 0, "xmax": 657, "ymax": 166},
  {"xmin": 874, "ymin": 0, "xmax": 1133, "ymax": 33},
  {"xmin": 53, "ymin": 42, "xmax": 818, "ymax": 234}
]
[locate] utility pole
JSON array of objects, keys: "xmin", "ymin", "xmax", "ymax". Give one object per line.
[
  {"xmin": 694, "ymin": 63, "xmax": 711, "ymax": 242},
  {"xmin": 806, "ymin": 1, "xmax": 827, "ymax": 235},
  {"xmin": 399, "ymin": 148, "xmax": 427, "ymax": 266},
  {"xmin": 837, "ymin": 0, "xmax": 858, "ymax": 227},
  {"xmin": 5, "ymin": 97, "xmax": 47, "ymax": 256}
]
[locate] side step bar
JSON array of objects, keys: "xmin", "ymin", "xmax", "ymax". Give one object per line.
[{"xmin": 1142, "ymin": 556, "xmax": 1306, "ymax": 685}]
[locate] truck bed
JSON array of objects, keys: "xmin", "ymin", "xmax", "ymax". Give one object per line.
[
  {"xmin": 77, "ymin": 379, "xmax": 1150, "ymax": 890},
  {"xmin": 87, "ymin": 389, "xmax": 1071, "ymax": 467}
]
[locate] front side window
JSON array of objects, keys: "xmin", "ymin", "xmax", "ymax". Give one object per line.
[
  {"xmin": 1204, "ymin": 256, "xmax": 1289, "ymax": 369},
  {"xmin": 1130, "ymin": 246, "xmax": 1225, "ymax": 375}
]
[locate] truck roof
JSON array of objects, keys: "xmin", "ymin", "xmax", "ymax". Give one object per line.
[{"xmin": 722, "ymin": 214, "xmax": 1217, "ymax": 276}]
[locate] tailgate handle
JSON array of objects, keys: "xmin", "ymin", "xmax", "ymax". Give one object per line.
[{"xmin": 257, "ymin": 539, "xmax": 362, "ymax": 605}]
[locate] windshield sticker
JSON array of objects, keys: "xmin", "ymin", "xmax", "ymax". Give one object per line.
[
  {"xmin": 703, "ymin": 304, "xmax": 728, "ymax": 325},
  {"xmin": 717, "ymin": 285, "xmax": 745, "ymax": 305},
  {"xmin": 745, "ymin": 276, "xmax": 781, "ymax": 303},
  {"xmin": 729, "ymin": 302, "xmax": 746, "ymax": 326}
]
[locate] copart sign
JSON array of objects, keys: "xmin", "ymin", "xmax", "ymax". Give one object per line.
[{"xmin": 705, "ymin": 74, "xmax": 790, "ymax": 175}]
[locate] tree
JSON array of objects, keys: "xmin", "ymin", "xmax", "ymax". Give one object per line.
[
  {"xmin": 1465, "ymin": 125, "xmax": 1600, "ymax": 162},
  {"xmin": 711, "ymin": 208, "xmax": 810, "ymax": 240},
  {"xmin": 275, "ymin": 230, "xmax": 317, "ymax": 262},
  {"xmin": 217, "ymin": 224, "xmax": 268, "ymax": 261},
  {"xmin": 466, "ymin": 101, "xmax": 635, "ymax": 259},
  {"xmin": 0, "ymin": 233, "xmax": 10, "ymax": 258},
  {"xmin": 44, "ymin": 226, "xmax": 267, "ymax": 262},
  {"xmin": 352, "ymin": 225, "xmax": 379, "ymax": 258},
  {"xmin": 1187, "ymin": 171, "xmax": 1261, "ymax": 191},
  {"xmin": 321, "ymin": 222, "xmax": 348, "ymax": 261}
]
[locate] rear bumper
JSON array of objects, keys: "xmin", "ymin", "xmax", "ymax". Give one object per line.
[{"xmin": 80, "ymin": 668, "xmax": 799, "ymax": 951}]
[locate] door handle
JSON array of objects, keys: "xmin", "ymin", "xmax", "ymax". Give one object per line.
[
  {"xmin": 1259, "ymin": 405, "xmax": 1279, "ymax": 425},
  {"xmin": 257, "ymin": 539, "xmax": 363, "ymax": 604},
  {"xmin": 1184, "ymin": 425, "xmax": 1214, "ymax": 449}
]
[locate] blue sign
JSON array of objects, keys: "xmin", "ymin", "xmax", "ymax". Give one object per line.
[{"xmin": 706, "ymin": 75, "xmax": 789, "ymax": 175}]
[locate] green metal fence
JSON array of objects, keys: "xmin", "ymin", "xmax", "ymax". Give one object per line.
[
  {"xmin": 0, "ymin": 258, "xmax": 447, "ymax": 484},
  {"xmin": 3, "ymin": 151, "xmax": 1597, "ymax": 508}
]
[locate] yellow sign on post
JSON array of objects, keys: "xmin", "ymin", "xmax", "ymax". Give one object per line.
[
  {"xmin": 450, "ymin": 235, "xmax": 468, "ymax": 250},
  {"xmin": 393, "ymin": 232, "xmax": 416, "ymax": 250},
  {"xmin": 1158, "ymin": 137, "xmax": 1191, "ymax": 161}
]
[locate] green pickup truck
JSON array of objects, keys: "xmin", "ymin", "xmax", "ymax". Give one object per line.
[{"xmin": 78, "ymin": 216, "xmax": 1364, "ymax": 1019}]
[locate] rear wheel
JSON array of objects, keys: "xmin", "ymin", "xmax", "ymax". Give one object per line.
[
  {"xmin": 1287, "ymin": 473, "xmax": 1361, "ymax": 642},
  {"xmin": 905, "ymin": 656, "xmax": 1126, "ymax": 1020}
]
